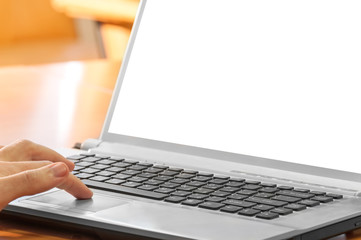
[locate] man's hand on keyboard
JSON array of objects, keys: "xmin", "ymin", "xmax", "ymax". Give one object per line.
[{"xmin": 0, "ymin": 140, "xmax": 93, "ymax": 211}]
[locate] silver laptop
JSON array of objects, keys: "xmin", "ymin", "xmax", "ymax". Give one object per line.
[{"xmin": 5, "ymin": 0, "xmax": 361, "ymax": 239}]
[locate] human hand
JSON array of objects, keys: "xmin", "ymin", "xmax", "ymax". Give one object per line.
[{"xmin": 0, "ymin": 140, "xmax": 93, "ymax": 211}]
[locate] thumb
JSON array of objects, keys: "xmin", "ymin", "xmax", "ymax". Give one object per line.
[{"xmin": 0, "ymin": 162, "xmax": 69, "ymax": 210}]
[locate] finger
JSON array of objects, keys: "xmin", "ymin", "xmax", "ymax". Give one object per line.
[
  {"xmin": 0, "ymin": 162, "xmax": 70, "ymax": 210},
  {"xmin": 57, "ymin": 174, "xmax": 93, "ymax": 200},
  {"xmin": 0, "ymin": 161, "xmax": 52, "ymax": 177},
  {"xmin": 0, "ymin": 140, "xmax": 74, "ymax": 171}
]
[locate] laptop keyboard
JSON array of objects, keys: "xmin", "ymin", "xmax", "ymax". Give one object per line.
[{"xmin": 68, "ymin": 153, "xmax": 343, "ymax": 220}]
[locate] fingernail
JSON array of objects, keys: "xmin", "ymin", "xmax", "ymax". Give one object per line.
[{"xmin": 50, "ymin": 163, "xmax": 68, "ymax": 178}]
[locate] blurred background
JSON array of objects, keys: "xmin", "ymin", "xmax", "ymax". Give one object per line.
[
  {"xmin": 0, "ymin": 0, "xmax": 139, "ymax": 66},
  {"xmin": 0, "ymin": 0, "xmax": 140, "ymax": 149}
]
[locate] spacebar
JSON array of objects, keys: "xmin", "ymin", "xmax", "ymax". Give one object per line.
[{"xmin": 82, "ymin": 180, "xmax": 167, "ymax": 200}]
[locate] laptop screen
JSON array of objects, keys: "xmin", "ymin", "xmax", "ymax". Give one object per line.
[{"xmin": 109, "ymin": 0, "xmax": 361, "ymax": 173}]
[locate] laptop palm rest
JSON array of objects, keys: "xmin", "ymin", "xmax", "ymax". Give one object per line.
[{"xmin": 22, "ymin": 190, "xmax": 295, "ymax": 240}]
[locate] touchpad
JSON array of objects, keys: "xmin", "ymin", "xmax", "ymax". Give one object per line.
[{"xmin": 24, "ymin": 190, "xmax": 128, "ymax": 213}]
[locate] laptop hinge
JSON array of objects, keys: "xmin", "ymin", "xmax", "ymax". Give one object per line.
[{"xmin": 81, "ymin": 138, "xmax": 102, "ymax": 151}]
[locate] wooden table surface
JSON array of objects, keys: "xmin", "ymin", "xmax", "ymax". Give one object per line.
[{"xmin": 0, "ymin": 60, "xmax": 360, "ymax": 239}]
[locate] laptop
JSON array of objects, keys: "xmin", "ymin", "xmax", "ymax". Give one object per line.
[{"xmin": 4, "ymin": 0, "xmax": 361, "ymax": 239}]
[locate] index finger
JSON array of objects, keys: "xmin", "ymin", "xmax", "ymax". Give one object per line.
[{"xmin": 57, "ymin": 174, "xmax": 93, "ymax": 199}]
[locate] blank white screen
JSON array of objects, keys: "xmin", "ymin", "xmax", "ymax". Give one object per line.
[{"xmin": 109, "ymin": 0, "xmax": 361, "ymax": 173}]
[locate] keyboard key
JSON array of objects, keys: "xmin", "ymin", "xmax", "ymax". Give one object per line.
[
  {"xmin": 298, "ymin": 199, "xmax": 320, "ymax": 207},
  {"xmin": 219, "ymin": 186, "xmax": 239, "ymax": 193},
  {"xmin": 96, "ymin": 171, "xmax": 114, "ymax": 177},
  {"xmin": 123, "ymin": 160, "xmax": 139, "ymax": 164},
  {"xmin": 76, "ymin": 162, "xmax": 94, "ymax": 167},
  {"xmin": 192, "ymin": 176, "xmax": 212, "ymax": 182},
  {"xmin": 220, "ymin": 205, "xmax": 242, "ymax": 213},
  {"xmin": 155, "ymin": 188, "xmax": 175, "ymax": 194},
  {"xmin": 182, "ymin": 170, "xmax": 199, "ymax": 174},
  {"xmin": 206, "ymin": 196, "xmax": 226, "ymax": 202},
  {"xmin": 277, "ymin": 186, "xmax": 294, "ymax": 190},
  {"xmin": 75, "ymin": 173, "xmax": 94, "ymax": 179},
  {"xmin": 106, "ymin": 167, "xmax": 126, "ymax": 173},
  {"xmin": 226, "ymin": 181, "xmax": 245, "ymax": 188},
  {"xmin": 199, "ymin": 202, "xmax": 225, "ymax": 210},
  {"xmin": 188, "ymin": 193, "xmax": 208, "ymax": 200},
  {"xmin": 82, "ymin": 180, "xmax": 167, "ymax": 200},
  {"xmin": 89, "ymin": 176, "xmax": 110, "ymax": 182},
  {"xmin": 82, "ymin": 157, "xmax": 101, "ymax": 162},
  {"xmin": 177, "ymin": 185, "xmax": 197, "ymax": 191},
  {"xmin": 91, "ymin": 164, "xmax": 109, "ymax": 170},
  {"xmin": 95, "ymin": 154, "xmax": 110, "ymax": 159},
  {"xmin": 170, "ymin": 178, "xmax": 190, "ymax": 185},
  {"xmin": 168, "ymin": 167, "xmax": 184, "ymax": 172},
  {"xmin": 203, "ymin": 184, "xmax": 223, "ymax": 190},
  {"xmin": 171, "ymin": 191, "xmax": 192, "ymax": 197},
  {"xmin": 223, "ymin": 199, "xmax": 256, "ymax": 208},
  {"xmin": 153, "ymin": 165, "xmax": 169, "ymax": 169},
  {"xmin": 284, "ymin": 203, "xmax": 307, "ymax": 211},
  {"xmin": 165, "ymin": 196, "xmax": 186, "ymax": 203},
  {"xmin": 182, "ymin": 199, "xmax": 203, "ymax": 206},
  {"xmin": 277, "ymin": 190, "xmax": 314, "ymax": 199},
  {"xmin": 197, "ymin": 172, "xmax": 214, "ymax": 177},
  {"xmin": 137, "ymin": 162, "xmax": 154, "ymax": 167},
  {"xmin": 271, "ymin": 195, "xmax": 301, "ymax": 203},
  {"xmin": 122, "ymin": 170, "xmax": 142, "ymax": 176},
  {"xmin": 112, "ymin": 162, "xmax": 132, "ymax": 168},
  {"xmin": 193, "ymin": 188, "xmax": 214, "ymax": 195},
  {"xmin": 326, "ymin": 193, "xmax": 343, "ymax": 199},
  {"xmin": 80, "ymin": 153, "xmax": 95, "ymax": 157},
  {"xmin": 97, "ymin": 159, "xmax": 116, "ymax": 165},
  {"xmin": 161, "ymin": 182, "xmax": 180, "ymax": 189},
  {"xmin": 311, "ymin": 196, "xmax": 333, "ymax": 203},
  {"xmin": 144, "ymin": 179, "xmax": 164, "ymax": 185},
  {"xmin": 105, "ymin": 179, "xmax": 126, "ymax": 185},
  {"xmin": 244, "ymin": 180, "xmax": 261, "ymax": 185},
  {"xmin": 213, "ymin": 175, "xmax": 230, "ymax": 180},
  {"xmin": 253, "ymin": 204, "xmax": 274, "ymax": 211},
  {"xmin": 176, "ymin": 173, "xmax": 196, "ymax": 179},
  {"xmin": 128, "ymin": 176, "xmax": 148, "ymax": 183},
  {"xmin": 138, "ymin": 185, "xmax": 159, "ymax": 191},
  {"xmin": 113, "ymin": 173, "xmax": 132, "ymax": 180},
  {"xmin": 270, "ymin": 208, "xmax": 293, "ymax": 215},
  {"xmin": 161, "ymin": 171, "xmax": 180, "ymax": 176},
  {"xmin": 310, "ymin": 191, "xmax": 326, "ymax": 195},
  {"xmin": 254, "ymin": 193, "xmax": 275, "ymax": 199},
  {"xmin": 237, "ymin": 189, "xmax": 258, "ymax": 196},
  {"xmin": 238, "ymin": 208, "xmax": 260, "ymax": 216},
  {"xmin": 211, "ymin": 191, "xmax": 231, "ymax": 198},
  {"xmin": 145, "ymin": 168, "xmax": 164, "ymax": 174},
  {"xmin": 187, "ymin": 181, "xmax": 207, "ymax": 188},
  {"xmin": 154, "ymin": 176, "xmax": 173, "ymax": 181},
  {"xmin": 128, "ymin": 165, "xmax": 149, "ymax": 171},
  {"xmin": 228, "ymin": 194, "xmax": 248, "ymax": 200},
  {"xmin": 138, "ymin": 173, "xmax": 157, "ymax": 179},
  {"xmin": 256, "ymin": 212, "xmax": 279, "ymax": 220},
  {"xmin": 241, "ymin": 184, "xmax": 263, "ymax": 191},
  {"xmin": 245, "ymin": 197, "xmax": 287, "ymax": 207},
  {"xmin": 209, "ymin": 179, "xmax": 228, "ymax": 185},
  {"xmin": 122, "ymin": 182, "xmax": 142, "ymax": 188},
  {"xmin": 109, "ymin": 156, "xmax": 124, "ymax": 161},
  {"xmin": 80, "ymin": 168, "xmax": 99, "ymax": 174},
  {"xmin": 294, "ymin": 188, "xmax": 310, "ymax": 193},
  {"xmin": 259, "ymin": 187, "xmax": 279, "ymax": 193},
  {"xmin": 260, "ymin": 183, "xmax": 277, "ymax": 188},
  {"xmin": 73, "ymin": 166, "xmax": 85, "ymax": 171}
]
